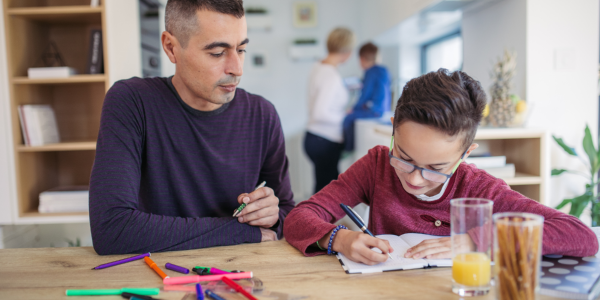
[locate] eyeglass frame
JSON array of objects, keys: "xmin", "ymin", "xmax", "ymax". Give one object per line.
[{"xmin": 388, "ymin": 136, "xmax": 468, "ymax": 184}]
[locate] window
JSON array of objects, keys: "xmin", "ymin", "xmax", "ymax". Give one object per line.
[{"xmin": 421, "ymin": 32, "xmax": 463, "ymax": 74}]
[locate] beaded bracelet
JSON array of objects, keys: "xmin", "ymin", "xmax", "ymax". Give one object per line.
[{"xmin": 327, "ymin": 225, "xmax": 347, "ymax": 255}]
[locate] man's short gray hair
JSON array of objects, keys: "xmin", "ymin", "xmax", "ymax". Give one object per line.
[{"xmin": 165, "ymin": 0, "xmax": 245, "ymax": 48}]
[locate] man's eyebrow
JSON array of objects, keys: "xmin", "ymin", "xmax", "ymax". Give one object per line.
[
  {"xmin": 397, "ymin": 145, "xmax": 450, "ymax": 166},
  {"xmin": 203, "ymin": 38, "xmax": 249, "ymax": 50}
]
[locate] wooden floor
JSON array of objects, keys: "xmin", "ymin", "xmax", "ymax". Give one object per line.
[{"xmin": 0, "ymin": 240, "xmax": 562, "ymax": 300}]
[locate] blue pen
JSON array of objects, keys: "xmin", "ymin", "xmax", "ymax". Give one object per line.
[
  {"xmin": 195, "ymin": 283, "xmax": 204, "ymax": 300},
  {"xmin": 205, "ymin": 290, "xmax": 226, "ymax": 300},
  {"xmin": 339, "ymin": 203, "xmax": 394, "ymax": 260}
]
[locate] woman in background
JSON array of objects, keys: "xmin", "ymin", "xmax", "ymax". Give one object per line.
[{"xmin": 305, "ymin": 27, "xmax": 356, "ymax": 194}]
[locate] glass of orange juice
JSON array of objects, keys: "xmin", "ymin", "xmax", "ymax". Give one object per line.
[{"xmin": 450, "ymin": 198, "xmax": 493, "ymax": 296}]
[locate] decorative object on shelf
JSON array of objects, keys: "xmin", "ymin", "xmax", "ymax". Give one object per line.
[
  {"xmin": 552, "ymin": 125, "xmax": 600, "ymax": 226},
  {"xmin": 289, "ymin": 38, "xmax": 323, "ymax": 60},
  {"xmin": 245, "ymin": 7, "xmax": 271, "ymax": 31},
  {"xmin": 28, "ymin": 41, "xmax": 76, "ymax": 79},
  {"xmin": 486, "ymin": 50, "xmax": 517, "ymax": 127},
  {"xmin": 293, "ymin": 1, "xmax": 317, "ymax": 28}
]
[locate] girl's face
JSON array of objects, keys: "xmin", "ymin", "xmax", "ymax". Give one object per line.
[{"xmin": 390, "ymin": 120, "xmax": 477, "ymax": 197}]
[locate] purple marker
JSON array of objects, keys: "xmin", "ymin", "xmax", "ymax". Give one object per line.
[
  {"xmin": 165, "ymin": 262, "xmax": 189, "ymax": 274},
  {"xmin": 91, "ymin": 253, "xmax": 151, "ymax": 270}
]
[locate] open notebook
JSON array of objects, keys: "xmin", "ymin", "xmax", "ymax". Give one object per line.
[{"xmin": 336, "ymin": 233, "xmax": 452, "ymax": 274}]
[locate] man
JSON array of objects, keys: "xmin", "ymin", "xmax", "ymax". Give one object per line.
[
  {"xmin": 343, "ymin": 42, "xmax": 391, "ymax": 152},
  {"xmin": 89, "ymin": 0, "xmax": 294, "ymax": 255}
]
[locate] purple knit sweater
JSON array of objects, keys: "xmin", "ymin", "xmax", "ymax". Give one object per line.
[{"xmin": 90, "ymin": 77, "xmax": 294, "ymax": 255}]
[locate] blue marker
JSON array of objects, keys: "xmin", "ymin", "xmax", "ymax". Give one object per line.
[
  {"xmin": 339, "ymin": 203, "xmax": 394, "ymax": 260},
  {"xmin": 195, "ymin": 283, "xmax": 204, "ymax": 300},
  {"xmin": 205, "ymin": 290, "xmax": 226, "ymax": 300}
]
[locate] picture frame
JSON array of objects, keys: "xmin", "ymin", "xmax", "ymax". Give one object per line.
[{"xmin": 293, "ymin": 1, "xmax": 317, "ymax": 28}]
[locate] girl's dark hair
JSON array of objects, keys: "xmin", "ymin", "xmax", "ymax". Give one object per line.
[{"xmin": 393, "ymin": 69, "xmax": 487, "ymax": 150}]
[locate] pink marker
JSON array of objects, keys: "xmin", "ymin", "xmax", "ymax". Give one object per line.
[
  {"xmin": 208, "ymin": 267, "xmax": 230, "ymax": 275},
  {"xmin": 162, "ymin": 272, "xmax": 253, "ymax": 285}
]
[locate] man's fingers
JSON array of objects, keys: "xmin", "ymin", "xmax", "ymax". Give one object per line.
[
  {"xmin": 237, "ymin": 193, "xmax": 250, "ymax": 205},
  {"xmin": 245, "ymin": 187, "xmax": 273, "ymax": 203},
  {"xmin": 239, "ymin": 206, "xmax": 279, "ymax": 223},
  {"xmin": 248, "ymin": 215, "xmax": 278, "ymax": 227},
  {"xmin": 238, "ymin": 195, "xmax": 279, "ymax": 217}
]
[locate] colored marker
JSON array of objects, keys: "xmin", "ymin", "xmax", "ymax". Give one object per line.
[
  {"xmin": 233, "ymin": 181, "xmax": 266, "ymax": 217},
  {"xmin": 221, "ymin": 276, "xmax": 258, "ymax": 300},
  {"xmin": 163, "ymin": 272, "xmax": 253, "ymax": 285},
  {"xmin": 144, "ymin": 256, "xmax": 169, "ymax": 279},
  {"xmin": 92, "ymin": 253, "xmax": 151, "ymax": 270},
  {"xmin": 193, "ymin": 266, "xmax": 236, "ymax": 275},
  {"xmin": 205, "ymin": 290, "xmax": 226, "ymax": 300},
  {"xmin": 121, "ymin": 292, "xmax": 161, "ymax": 300},
  {"xmin": 66, "ymin": 288, "xmax": 159, "ymax": 296},
  {"xmin": 196, "ymin": 283, "xmax": 204, "ymax": 300},
  {"xmin": 165, "ymin": 262, "xmax": 189, "ymax": 274}
]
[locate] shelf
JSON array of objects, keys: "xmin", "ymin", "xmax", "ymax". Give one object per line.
[
  {"xmin": 12, "ymin": 74, "xmax": 106, "ymax": 85},
  {"xmin": 17, "ymin": 141, "xmax": 96, "ymax": 152},
  {"xmin": 17, "ymin": 211, "xmax": 89, "ymax": 224},
  {"xmin": 502, "ymin": 172, "xmax": 542, "ymax": 186},
  {"xmin": 475, "ymin": 127, "xmax": 547, "ymax": 140},
  {"xmin": 7, "ymin": 6, "xmax": 102, "ymax": 24}
]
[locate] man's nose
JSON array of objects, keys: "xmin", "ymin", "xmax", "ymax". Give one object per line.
[{"xmin": 225, "ymin": 51, "xmax": 243, "ymax": 77}]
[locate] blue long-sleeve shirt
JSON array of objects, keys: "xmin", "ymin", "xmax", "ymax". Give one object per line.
[
  {"xmin": 352, "ymin": 65, "xmax": 391, "ymax": 116},
  {"xmin": 89, "ymin": 76, "xmax": 294, "ymax": 255}
]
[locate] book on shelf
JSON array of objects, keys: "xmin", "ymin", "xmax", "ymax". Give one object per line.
[
  {"xmin": 465, "ymin": 156, "xmax": 506, "ymax": 169},
  {"xmin": 38, "ymin": 186, "xmax": 89, "ymax": 214},
  {"xmin": 86, "ymin": 29, "xmax": 104, "ymax": 74},
  {"xmin": 18, "ymin": 105, "xmax": 60, "ymax": 147},
  {"xmin": 337, "ymin": 233, "xmax": 451, "ymax": 274},
  {"xmin": 483, "ymin": 163, "xmax": 516, "ymax": 179},
  {"xmin": 90, "ymin": 0, "xmax": 100, "ymax": 7},
  {"xmin": 27, "ymin": 67, "xmax": 77, "ymax": 79},
  {"xmin": 539, "ymin": 254, "xmax": 600, "ymax": 300}
]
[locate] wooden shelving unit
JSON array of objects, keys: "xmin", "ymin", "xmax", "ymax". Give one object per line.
[
  {"xmin": 2, "ymin": 0, "xmax": 109, "ymax": 223},
  {"xmin": 355, "ymin": 120, "xmax": 550, "ymax": 204}
]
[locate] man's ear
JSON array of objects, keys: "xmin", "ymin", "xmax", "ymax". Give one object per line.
[
  {"xmin": 161, "ymin": 31, "xmax": 179, "ymax": 64},
  {"xmin": 390, "ymin": 117, "xmax": 394, "ymax": 124},
  {"xmin": 463, "ymin": 143, "xmax": 479, "ymax": 160}
]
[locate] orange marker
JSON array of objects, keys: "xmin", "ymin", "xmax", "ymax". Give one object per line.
[{"xmin": 144, "ymin": 256, "xmax": 169, "ymax": 279}]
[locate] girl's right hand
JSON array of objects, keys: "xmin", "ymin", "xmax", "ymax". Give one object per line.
[{"xmin": 321, "ymin": 229, "xmax": 393, "ymax": 265}]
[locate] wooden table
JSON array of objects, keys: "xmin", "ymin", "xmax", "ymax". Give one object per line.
[{"xmin": 0, "ymin": 240, "xmax": 561, "ymax": 300}]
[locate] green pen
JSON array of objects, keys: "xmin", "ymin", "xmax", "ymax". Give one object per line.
[
  {"xmin": 232, "ymin": 181, "xmax": 266, "ymax": 217},
  {"xmin": 65, "ymin": 288, "xmax": 160, "ymax": 296}
]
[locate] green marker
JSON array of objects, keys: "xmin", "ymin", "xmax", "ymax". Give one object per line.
[
  {"xmin": 232, "ymin": 181, "xmax": 266, "ymax": 217},
  {"xmin": 66, "ymin": 288, "xmax": 160, "ymax": 296}
]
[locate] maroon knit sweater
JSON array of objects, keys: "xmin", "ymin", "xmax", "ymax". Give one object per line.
[{"xmin": 283, "ymin": 146, "xmax": 598, "ymax": 257}]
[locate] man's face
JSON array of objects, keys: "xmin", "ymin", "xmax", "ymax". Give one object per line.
[
  {"xmin": 391, "ymin": 121, "xmax": 467, "ymax": 196},
  {"xmin": 175, "ymin": 10, "xmax": 248, "ymax": 105}
]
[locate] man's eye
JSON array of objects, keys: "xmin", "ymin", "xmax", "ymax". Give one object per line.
[
  {"xmin": 211, "ymin": 52, "xmax": 224, "ymax": 57},
  {"xmin": 238, "ymin": 49, "xmax": 247, "ymax": 54}
]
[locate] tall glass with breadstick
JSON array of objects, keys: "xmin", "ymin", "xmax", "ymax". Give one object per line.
[{"xmin": 493, "ymin": 212, "xmax": 544, "ymax": 300}]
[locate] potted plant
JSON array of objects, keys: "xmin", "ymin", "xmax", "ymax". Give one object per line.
[{"xmin": 552, "ymin": 125, "xmax": 600, "ymax": 226}]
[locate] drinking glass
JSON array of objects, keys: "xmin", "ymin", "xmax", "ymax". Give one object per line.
[
  {"xmin": 493, "ymin": 212, "xmax": 543, "ymax": 300},
  {"xmin": 451, "ymin": 198, "xmax": 493, "ymax": 296}
]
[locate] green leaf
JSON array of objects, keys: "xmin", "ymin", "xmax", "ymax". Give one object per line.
[
  {"xmin": 552, "ymin": 169, "xmax": 570, "ymax": 176},
  {"xmin": 583, "ymin": 125, "xmax": 598, "ymax": 172},
  {"xmin": 555, "ymin": 199, "xmax": 572, "ymax": 210},
  {"xmin": 568, "ymin": 193, "xmax": 594, "ymax": 218},
  {"xmin": 553, "ymin": 135, "xmax": 578, "ymax": 156}
]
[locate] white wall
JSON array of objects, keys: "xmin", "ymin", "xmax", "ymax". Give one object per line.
[
  {"xmin": 105, "ymin": 1, "xmax": 143, "ymax": 85},
  {"xmin": 0, "ymin": 1, "xmax": 16, "ymax": 225},
  {"xmin": 462, "ymin": 0, "xmax": 600, "ymax": 222},
  {"xmin": 358, "ymin": 0, "xmax": 440, "ymax": 39},
  {"xmin": 526, "ymin": 0, "xmax": 599, "ymax": 222}
]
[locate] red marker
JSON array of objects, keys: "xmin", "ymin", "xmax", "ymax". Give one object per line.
[{"xmin": 221, "ymin": 276, "xmax": 257, "ymax": 300}]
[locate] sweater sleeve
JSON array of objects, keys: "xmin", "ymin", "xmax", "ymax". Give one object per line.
[
  {"xmin": 259, "ymin": 103, "xmax": 295, "ymax": 239},
  {"xmin": 89, "ymin": 82, "xmax": 261, "ymax": 255},
  {"xmin": 467, "ymin": 168, "xmax": 598, "ymax": 257},
  {"xmin": 283, "ymin": 147, "xmax": 378, "ymax": 256},
  {"xmin": 353, "ymin": 69, "xmax": 376, "ymax": 112}
]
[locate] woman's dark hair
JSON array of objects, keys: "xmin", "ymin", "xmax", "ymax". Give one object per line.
[{"xmin": 393, "ymin": 69, "xmax": 487, "ymax": 150}]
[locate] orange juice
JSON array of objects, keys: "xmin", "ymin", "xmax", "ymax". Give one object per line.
[{"xmin": 452, "ymin": 252, "xmax": 491, "ymax": 286}]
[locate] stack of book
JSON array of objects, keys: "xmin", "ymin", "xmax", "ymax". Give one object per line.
[
  {"xmin": 465, "ymin": 155, "xmax": 515, "ymax": 178},
  {"xmin": 38, "ymin": 186, "xmax": 89, "ymax": 213},
  {"xmin": 18, "ymin": 105, "xmax": 60, "ymax": 146}
]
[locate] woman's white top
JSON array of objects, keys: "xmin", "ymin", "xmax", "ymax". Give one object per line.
[{"xmin": 306, "ymin": 63, "xmax": 349, "ymax": 143}]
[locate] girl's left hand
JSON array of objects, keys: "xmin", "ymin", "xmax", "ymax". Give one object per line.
[{"xmin": 404, "ymin": 234, "xmax": 475, "ymax": 259}]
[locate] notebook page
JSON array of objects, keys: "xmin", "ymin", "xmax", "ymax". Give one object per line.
[
  {"xmin": 336, "ymin": 235, "xmax": 428, "ymax": 273},
  {"xmin": 399, "ymin": 233, "xmax": 452, "ymax": 267}
]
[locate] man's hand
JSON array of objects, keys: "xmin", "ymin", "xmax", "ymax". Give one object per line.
[
  {"xmin": 319, "ymin": 229, "xmax": 393, "ymax": 265},
  {"xmin": 260, "ymin": 228, "xmax": 277, "ymax": 242},
  {"xmin": 404, "ymin": 234, "xmax": 475, "ymax": 259},
  {"xmin": 236, "ymin": 186, "xmax": 279, "ymax": 228}
]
